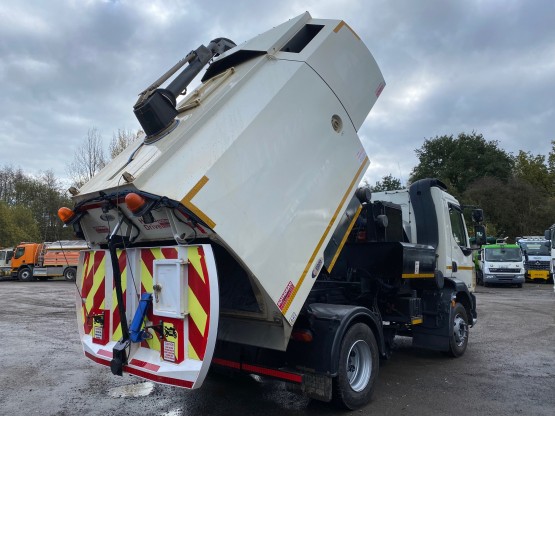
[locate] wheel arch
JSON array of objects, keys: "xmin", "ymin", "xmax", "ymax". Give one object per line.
[
  {"xmin": 443, "ymin": 277, "xmax": 477, "ymax": 326},
  {"xmin": 305, "ymin": 303, "xmax": 386, "ymax": 373}
]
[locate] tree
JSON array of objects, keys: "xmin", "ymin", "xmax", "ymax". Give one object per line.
[
  {"xmin": 372, "ymin": 174, "xmax": 403, "ymax": 192},
  {"xmin": 67, "ymin": 127, "xmax": 106, "ymax": 188},
  {"xmin": 410, "ymin": 131, "xmax": 514, "ymax": 194},
  {"xmin": 109, "ymin": 128, "xmax": 143, "ymax": 159},
  {"xmin": 464, "ymin": 176, "xmax": 555, "ymax": 241},
  {"xmin": 514, "ymin": 149, "xmax": 554, "ymax": 195},
  {"xmin": 0, "ymin": 201, "xmax": 40, "ymax": 245}
]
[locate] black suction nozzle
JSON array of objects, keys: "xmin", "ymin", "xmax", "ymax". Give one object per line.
[{"xmin": 134, "ymin": 38, "xmax": 236, "ymax": 139}]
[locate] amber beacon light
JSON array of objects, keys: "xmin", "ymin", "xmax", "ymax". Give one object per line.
[{"xmin": 58, "ymin": 206, "xmax": 76, "ymax": 224}]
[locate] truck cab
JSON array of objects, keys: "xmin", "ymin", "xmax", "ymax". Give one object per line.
[
  {"xmin": 476, "ymin": 243, "xmax": 525, "ymax": 287},
  {"xmin": 516, "ymin": 236, "xmax": 551, "ymax": 282},
  {"xmin": 544, "ymin": 225, "xmax": 555, "ymax": 285},
  {"xmin": 0, "ymin": 247, "xmax": 14, "ymax": 278},
  {"xmin": 371, "ymin": 181, "xmax": 476, "ymax": 293},
  {"xmin": 11, "ymin": 243, "xmax": 41, "ymax": 281}
]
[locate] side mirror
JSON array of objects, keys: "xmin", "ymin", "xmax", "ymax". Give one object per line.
[
  {"xmin": 545, "ymin": 229, "xmax": 550, "ymax": 240},
  {"xmin": 471, "ymin": 209, "xmax": 484, "ymax": 224},
  {"xmin": 474, "ymin": 224, "xmax": 486, "ymax": 246}
]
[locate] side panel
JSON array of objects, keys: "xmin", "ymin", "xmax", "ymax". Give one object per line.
[{"xmin": 76, "ymin": 245, "xmax": 219, "ymax": 389}]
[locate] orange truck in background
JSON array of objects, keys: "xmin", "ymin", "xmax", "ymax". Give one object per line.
[{"xmin": 10, "ymin": 241, "xmax": 88, "ymax": 281}]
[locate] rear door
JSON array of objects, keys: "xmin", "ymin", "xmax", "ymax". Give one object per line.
[{"xmin": 76, "ymin": 244, "xmax": 219, "ymax": 389}]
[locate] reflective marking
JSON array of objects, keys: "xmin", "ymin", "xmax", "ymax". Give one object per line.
[
  {"xmin": 402, "ymin": 273, "xmax": 435, "ymax": 279},
  {"xmin": 282, "ymin": 157, "xmax": 369, "ymax": 314},
  {"xmin": 180, "ymin": 175, "xmax": 216, "ymax": 229},
  {"xmin": 327, "ymin": 205, "xmax": 363, "ymax": 273},
  {"xmin": 333, "ymin": 20, "xmax": 360, "ymax": 40},
  {"xmin": 129, "ymin": 359, "xmax": 160, "ymax": 372}
]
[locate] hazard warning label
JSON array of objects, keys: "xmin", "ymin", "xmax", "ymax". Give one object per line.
[
  {"xmin": 277, "ymin": 281, "xmax": 295, "ymax": 311},
  {"xmin": 163, "ymin": 341, "xmax": 176, "ymax": 362}
]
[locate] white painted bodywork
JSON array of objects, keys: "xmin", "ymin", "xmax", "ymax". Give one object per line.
[
  {"xmin": 371, "ymin": 187, "xmax": 475, "ymax": 292},
  {"xmin": 76, "ymin": 12, "xmax": 385, "ymax": 338}
]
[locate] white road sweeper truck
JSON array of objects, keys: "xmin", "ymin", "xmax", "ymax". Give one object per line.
[{"xmin": 60, "ymin": 13, "xmax": 482, "ymax": 409}]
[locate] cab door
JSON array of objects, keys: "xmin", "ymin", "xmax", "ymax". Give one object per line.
[{"xmin": 447, "ymin": 203, "xmax": 474, "ymax": 290}]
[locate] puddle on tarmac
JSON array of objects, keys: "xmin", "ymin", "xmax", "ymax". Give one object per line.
[{"xmin": 107, "ymin": 382, "xmax": 155, "ymax": 398}]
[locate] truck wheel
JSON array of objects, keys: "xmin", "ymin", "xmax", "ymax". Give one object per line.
[
  {"xmin": 332, "ymin": 323, "xmax": 379, "ymax": 410},
  {"xmin": 64, "ymin": 267, "xmax": 76, "ymax": 281},
  {"xmin": 446, "ymin": 302, "xmax": 468, "ymax": 358},
  {"xmin": 18, "ymin": 267, "xmax": 33, "ymax": 281}
]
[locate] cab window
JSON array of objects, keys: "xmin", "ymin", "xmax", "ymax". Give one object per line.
[
  {"xmin": 14, "ymin": 247, "xmax": 25, "ymax": 259},
  {"xmin": 448, "ymin": 205, "xmax": 469, "ymax": 249}
]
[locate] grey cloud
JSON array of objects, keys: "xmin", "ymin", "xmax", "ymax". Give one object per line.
[{"xmin": 1, "ymin": 0, "xmax": 554, "ymax": 189}]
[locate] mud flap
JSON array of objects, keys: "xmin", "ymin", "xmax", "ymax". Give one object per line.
[{"xmin": 76, "ymin": 245, "xmax": 219, "ymax": 389}]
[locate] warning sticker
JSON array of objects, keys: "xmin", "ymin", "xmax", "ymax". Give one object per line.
[
  {"xmin": 277, "ymin": 281, "xmax": 295, "ymax": 311},
  {"xmin": 163, "ymin": 341, "xmax": 176, "ymax": 362},
  {"xmin": 415, "ymin": 261, "xmax": 420, "ymax": 274},
  {"xmin": 93, "ymin": 326, "xmax": 103, "ymax": 340}
]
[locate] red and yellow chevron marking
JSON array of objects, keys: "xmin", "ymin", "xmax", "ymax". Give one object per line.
[
  {"xmin": 80, "ymin": 251, "xmax": 106, "ymax": 335},
  {"xmin": 187, "ymin": 246, "xmax": 210, "ymax": 361},
  {"xmin": 138, "ymin": 246, "xmax": 210, "ymax": 362},
  {"xmin": 111, "ymin": 250, "xmax": 127, "ymax": 341},
  {"xmin": 140, "ymin": 247, "xmax": 178, "ymax": 355}
]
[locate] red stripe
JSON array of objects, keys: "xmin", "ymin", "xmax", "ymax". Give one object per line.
[
  {"xmin": 189, "ymin": 317, "xmax": 207, "ymax": 359},
  {"xmin": 98, "ymin": 349, "xmax": 112, "ymax": 358},
  {"xmin": 84, "ymin": 351, "xmax": 194, "ymax": 388},
  {"xmin": 188, "ymin": 247, "xmax": 210, "ymax": 359},
  {"xmin": 141, "ymin": 249, "xmax": 155, "ymax": 294},
  {"xmin": 212, "ymin": 357, "xmax": 240, "ymax": 369},
  {"xmin": 212, "ymin": 358, "xmax": 302, "ymax": 383},
  {"xmin": 188, "ymin": 248, "xmax": 210, "ymax": 315},
  {"xmin": 129, "ymin": 358, "xmax": 160, "ymax": 372},
  {"xmin": 161, "ymin": 247, "xmax": 178, "ymax": 258},
  {"xmin": 81, "ymin": 252, "xmax": 94, "ymax": 295}
]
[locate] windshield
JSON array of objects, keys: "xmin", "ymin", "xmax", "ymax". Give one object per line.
[
  {"xmin": 520, "ymin": 242, "xmax": 550, "ymax": 256},
  {"xmin": 484, "ymin": 248, "xmax": 522, "ymax": 262}
]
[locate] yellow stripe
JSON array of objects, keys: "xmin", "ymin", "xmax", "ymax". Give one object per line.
[
  {"xmin": 458, "ymin": 266, "xmax": 474, "ymax": 271},
  {"xmin": 333, "ymin": 21, "xmax": 361, "ymax": 40},
  {"xmin": 187, "ymin": 246, "xmax": 206, "ymax": 284},
  {"xmin": 85, "ymin": 257, "xmax": 106, "ymax": 316},
  {"xmin": 180, "ymin": 175, "xmax": 216, "ymax": 229},
  {"xmin": 188, "ymin": 342, "xmax": 200, "ymax": 361},
  {"xmin": 402, "ymin": 273, "xmax": 435, "ymax": 279},
  {"xmin": 282, "ymin": 157, "xmax": 369, "ymax": 313},
  {"xmin": 327, "ymin": 205, "xmax": 363, "ymax": 273}
]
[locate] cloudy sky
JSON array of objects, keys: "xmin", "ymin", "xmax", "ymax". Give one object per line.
[{"xmin": 1, "ymin": 0, "xmax": 554, "ymax": 188}]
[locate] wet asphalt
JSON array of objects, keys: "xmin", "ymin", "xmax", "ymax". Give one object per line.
[{"xmin": 0, "ymin": 279, "xmax": 553, "ymax": 415}]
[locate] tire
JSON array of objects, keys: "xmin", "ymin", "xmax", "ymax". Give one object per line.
[
  {"xmin": 332, "ymin": 322, "xmax": 379, "ymax": 410},
  {"xmin": 64, "ymin": 267, "xmax": 76, "ymax": 281},
  {"xmin": 476, "ymin": 270, "xmax": 483, "ymax": 286},
  {"xmin": 517, "ymin": 283, "xmax": 523, "ymax": 288},
  {"xmin": 446, "ymin": 302, "xmax": 468, "ymax": 358},
  {"xmin": 18, "ymin": 267, "xmax": 33, "ymax": 281}
]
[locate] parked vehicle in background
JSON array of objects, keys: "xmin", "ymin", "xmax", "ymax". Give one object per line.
[
  {"xmin": 9, "ymin": 241, "xmax": 88, "ymax": 281},
  {"xmin": 0, "ymin": 247, "xmax": 14, "ymax": 278},
  {"xmin": 516, "ymin": 236, "xmax": 551, "ymax": 282},
  {"xmin": 475, "ymin": 243, "xmax": 524, "ymax": 287},
  {"xmin": 544, "ymin": 225, "xmax": 555, "ymax": 282}
]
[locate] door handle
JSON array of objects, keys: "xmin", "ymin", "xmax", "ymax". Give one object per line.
[{"xmin": 452, "ymin": 261, "xmax": 458, "ymax": 272}]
